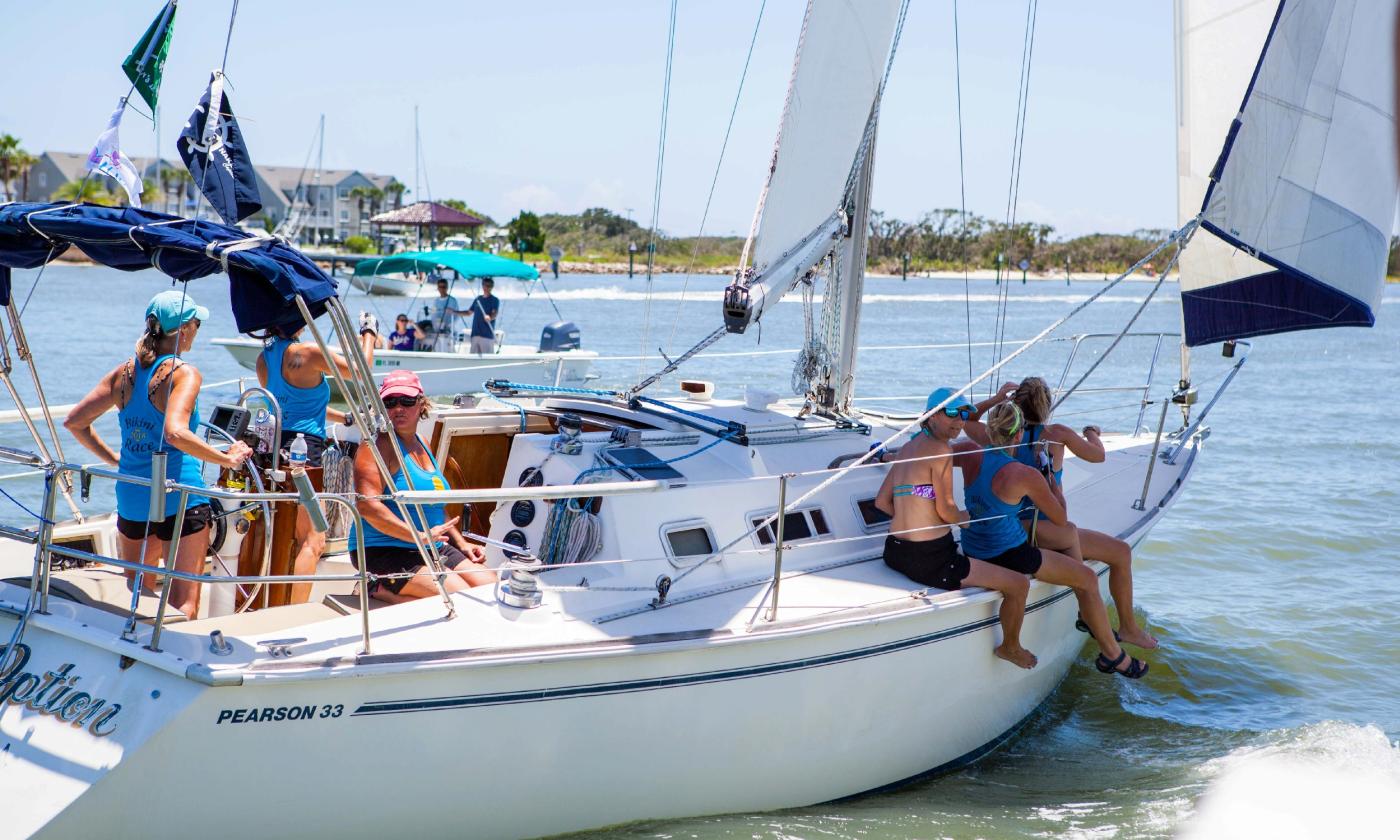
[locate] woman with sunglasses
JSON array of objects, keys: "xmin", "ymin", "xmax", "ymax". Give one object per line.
[
  {"xmin": 253, "ymin": 316, "xmax": 378, "ymax": 604},
  {"xmin": 66, "ymin": 290, "xmax": 252, "ymax": 619},
  {"xmin": 970, "ymin": 378, "xmax": 1157, "ymax": 651},
  {"xmin": 347, "ymin": 370, "xmax": 494, "ymax": 602},
  {"xmin": 956, "ymin": 401, "xmax": 1148, "ymax": 679},
  {"xmin": 387, "ymin": 313, "xmax": 418, "ymax": 351},
  {"xmin": 875, "ymin": 387, "xmax": 1038, "ymax": 670}
]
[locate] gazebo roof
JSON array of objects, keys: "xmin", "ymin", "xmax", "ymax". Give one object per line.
[{"xmin": 370, "ymin": 201, "xmax": 485, "ymax": 227}]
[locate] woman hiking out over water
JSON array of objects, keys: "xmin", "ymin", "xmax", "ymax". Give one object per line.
[
  {"xmin": 66, "ymin": 290, "xmax": 252, "ymax": 619},
  {"xmin": 957, "ymin": 401, "xmax": 1148, "ymax": 679},
  {"xmin": 969, "ymin": 378, "xmax": 1157, "ymax": 650},
  {"xmin": 875, "ymin": 387, "xmax": 1037, "ymax": 670}
]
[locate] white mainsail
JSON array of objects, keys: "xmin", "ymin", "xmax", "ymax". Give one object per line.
[
  {"xmin": 1177, "ymin": 0, "xmax": 1399, "ymax": 346},
  {"xmin": 735, "ymin": 0, "xmax": 903, "ymax": 329}
]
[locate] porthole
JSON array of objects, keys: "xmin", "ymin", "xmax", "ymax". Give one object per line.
[
  {"xmin": 518, "ymin": 466, "xmax": 544, "ymax": 487},
  {"xmin": 510, "ymin": 500, "xmax": 536, "ymax": 527},
  {"xmin": 502, "ymin": 529, "xmax": 529, "ymax": 558}
]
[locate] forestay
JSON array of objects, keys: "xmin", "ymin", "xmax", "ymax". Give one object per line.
[
  {"xmin": 1178, "ymin": 0, "xmax": 1400, "ymax": 346},
  {"xmin": 739, "ymin": 0, "xmax": 903, "ymax": 325}
]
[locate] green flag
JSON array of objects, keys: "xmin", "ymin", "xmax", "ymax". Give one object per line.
[{"xmin": 121, "ymin": 1, "xmax": 178, "ymax": 112}]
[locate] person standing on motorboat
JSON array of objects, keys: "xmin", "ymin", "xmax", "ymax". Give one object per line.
[
  {"xmin": 956, "ymin": 402, "xmax": 1149, "ymax": 679},
  {"xmin": 254, "ymin": 317, "xmax": 378, "ymax": 604},
  {"xmin": 874, "ymin": 388, "xmax": 1038, "ymax": 670},
  {"xmin": 430, "ymin": 277, "xmax": 468, "ymax": 352},
  {"xmin": 65, "ymin": 290, "xmax": 253, "ymax": 619},
  {"xmin": 347, "ymin": 370, "xmax": 495, "ymax": 601},
  {"xmin": 975, "ymin": 378, "xmax": 1158, "ymax": 650},
  {"xmin": 468, "ymin": 277, "xmax": 499, "ymax": 355}
]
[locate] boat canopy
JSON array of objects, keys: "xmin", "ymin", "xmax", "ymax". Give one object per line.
[
  {"xmin": 0, "ymin": 202, "xmax": 338, "ymax": 333},
  {"xmin": 353, "ymin": 249, "xmax": 539, "ymax": 281}
]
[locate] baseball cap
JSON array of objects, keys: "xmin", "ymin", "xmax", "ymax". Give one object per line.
[
  {"xmin": 146, "ymin": 289, "xmax": 210, "ymax": 332},
  {"xmin": 925, "ymin": 387, "xmax": 974, "ymax": 414},
  {"xmin": 379, "ymin": 369, "xmax": 424, "ymax": 399}
]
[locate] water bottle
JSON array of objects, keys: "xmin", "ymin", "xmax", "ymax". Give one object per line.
[{"xmin": 289, "ymin": 433, "xmax": 309, "ymax": 470}]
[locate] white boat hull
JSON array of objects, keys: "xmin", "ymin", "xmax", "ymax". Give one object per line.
[
  {"xmin": 210, "ymin": 337, "xmax": 597, "ymax": 394},
  {"xmin": 344, "ymin": 273, "xmax": 429, "ymax": 296}
]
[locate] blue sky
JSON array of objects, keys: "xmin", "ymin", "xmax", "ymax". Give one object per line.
[{"xmin": 1, "ymin": 1, "xmax": 1177, "ymax": 238}]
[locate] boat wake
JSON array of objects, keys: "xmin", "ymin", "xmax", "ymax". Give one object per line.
[
  {"xmin": 1182, "ymin": 721, "xmax": 1400, "ymax": 839},
  {"xmin": 475, "ymin": 285, "xmax": 1176, "ymax": 306}
]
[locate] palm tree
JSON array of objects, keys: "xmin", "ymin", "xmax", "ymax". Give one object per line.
[
  {"xmin": 0, "ymin": 134, "xmax": 35, "ymax": 201},
  {"xmin": 348, "ymin": 185, "xmax": 384, "ymax": 237},
  {"xmin": 160, "ymin": 167, "xmax": 194, "ymax": 214},
  {"xmin": 52, "ymin": 178, "xmax": 120, "ymax": 206}
]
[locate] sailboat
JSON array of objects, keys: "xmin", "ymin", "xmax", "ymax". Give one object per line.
[{"xmin": 0, "ymin": 2, "xmax": 1394, "ymax": 838}]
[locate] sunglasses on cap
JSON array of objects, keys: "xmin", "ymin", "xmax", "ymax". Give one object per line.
[
  {"xmin": 941, "ymin": 405, "xmax": 974, "ymax": 420},
  {"xmin": 383, "ymin": 395, "xmax": 420, "ymax": 408}
]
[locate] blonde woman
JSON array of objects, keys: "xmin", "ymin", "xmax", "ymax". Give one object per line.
[
  {"xmin": 956, "ymin": 402, "xmax": 1147, "ymax": 679},
  {"xmin": 973, "ymin": 378, "xmax": 1157, "ymax": 650},
  {"xmin": 875, "ymin": 388, "xmax": 1037, "ymax": 669}
]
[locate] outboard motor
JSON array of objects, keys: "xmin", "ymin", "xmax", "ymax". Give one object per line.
[{"xmin": 539, "ymin": 321, "xmax": 581, "ymax": 352}]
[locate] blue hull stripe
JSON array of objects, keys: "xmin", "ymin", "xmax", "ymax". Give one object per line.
[{"xmin": 350, "ymin": 571, "xmax": 1104, "ymax": 718}]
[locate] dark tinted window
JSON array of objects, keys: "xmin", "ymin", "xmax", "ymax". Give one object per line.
[
  {"xmin": 666, "ymin": 527, "xmax": 714, "ymax": 557},
  {"xmin": 857, "ymin": 498, "xmax": 892, "ymax": 526}
]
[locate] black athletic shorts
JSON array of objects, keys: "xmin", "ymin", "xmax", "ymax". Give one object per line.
[
  {"xmin": 356, "ymin": 543, "xmax": 469, "ymax": 595},
  {"xmin": 883, "ymin": 533, "xmax": 972, "ymax": 591},
  {"xmin": 116, "ymin": 503, "xmax": 214, "ymax": 542},
  {"xmin": 980, "ymin": 539, "xmax": 1043, "ymax": 576},
  {"xmin": 278, "ymin": 430, "xmax": 328, "ymax": 467}
]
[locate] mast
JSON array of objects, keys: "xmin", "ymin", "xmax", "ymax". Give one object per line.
[{"xmin": 820, "ymin": 122, "xmax": 876, "ymax": 414}]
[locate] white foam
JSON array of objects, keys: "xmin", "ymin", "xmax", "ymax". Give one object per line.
[
  {"xmin": 484, "ymin": 285, "xmax": 1172, "ymax": 306},
  {"xmin": 1182, "ymin": 721, "xmax": 1400, "ymax": 840}
]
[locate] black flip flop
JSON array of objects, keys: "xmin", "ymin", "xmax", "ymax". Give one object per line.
[
  {"xmin": 1095, "ymin": 649, "xmax": 1148, "ymax": 679},
  {"xmin": 1075, "ymin": 612, "xmax": 1121, "ymax": 642}
]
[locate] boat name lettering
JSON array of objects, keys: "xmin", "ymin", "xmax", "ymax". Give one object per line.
[
  {"xmin": 0, "ymin": 643, "xmax": 122, "ymax": 737},
  {"xmin": 216, "ymin": 703, "xmax": 343, "ymax": 724}
]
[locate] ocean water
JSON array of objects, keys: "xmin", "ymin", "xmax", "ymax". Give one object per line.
[{"xmin": 1, "ymin": 264, "xmax": 1397, "ymax": 838}]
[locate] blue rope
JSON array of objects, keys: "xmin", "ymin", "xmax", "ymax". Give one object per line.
[{"xmin": 0, "ymin": 485, "xmax": 53, "ymax": 526}]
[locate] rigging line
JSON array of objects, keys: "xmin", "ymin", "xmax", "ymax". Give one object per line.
[
  {"xmin": 220, "ymin": 0, "xmax": 241, "ymax": 72},
  {"xmin": 637, "ymin": 0, "xmax": 679, "ymax": 380},
  {"xmin": 991, "ymin": 0, "xmax": 1040, "ymax": 393},
  {"xmin": 952, "ymin": 0, "xmax": 973, "ymax": 384},
  {"xmin": 664, "ymin": 0, "xmax": 767, "ymax": 355}
]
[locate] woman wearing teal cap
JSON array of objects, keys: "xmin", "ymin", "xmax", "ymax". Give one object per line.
[
  {"xmin": 66, "ymin": 289, "xmax": 252, "ymax": 619},
  {"xmin": 874, "ymin": 387, "xmax": 1038, "ymax": 670}
]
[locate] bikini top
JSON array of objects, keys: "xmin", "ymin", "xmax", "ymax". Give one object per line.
[{"xmin": 892, "ymin": 483, "xmax": 935, "ymax": 500}]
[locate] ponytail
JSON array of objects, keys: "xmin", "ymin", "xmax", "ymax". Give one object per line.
[{"xmin": 135, "ymin": 314, "xmax": 167, "ymax": 367}]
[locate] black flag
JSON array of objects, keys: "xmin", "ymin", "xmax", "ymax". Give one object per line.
[{"xmin": 177, "ymin": 71, "xmax": 262, "ymax": 225}]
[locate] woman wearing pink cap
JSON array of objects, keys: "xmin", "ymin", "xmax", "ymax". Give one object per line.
[{"xmin": 347, "ymin": 370, "xmax": 494, "ymax": 601}]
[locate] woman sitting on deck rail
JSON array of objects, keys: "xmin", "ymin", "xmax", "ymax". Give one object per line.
[
  {"xmin": 65, "ymin": 290, "xmax": 252, "ymax": 619},
  {"xmin": 970, "ymin": 378, "xmax": 1157, "ymax": 650},
  {"xmin": 956, "ymin": 402, "xmax": 1148, "ymax": 679},
  {"xmin": 252, "ymin": 315, "xmax": 378, "ymax": 605},
  {"xmin": 347, "ymin": 370, "xmax": 495, "ymax": 602},
  {"xmin": 875, "ymin": 388, "xmax": 1038, "ymax": 670}
]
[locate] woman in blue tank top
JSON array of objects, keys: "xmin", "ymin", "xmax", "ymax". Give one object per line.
[
  {"xmin": 957, "ymin": 402, "xmax": 1148, "ymax": 679},
  {"xmin": 347, "ymin": 370, "xmax": 494, "ymax": 603},
  {"xmin": 66, "ymin": 290, "xmax": 252, "ymax": 619},
  {"xmin": 253, "ymin": 318, "xmax": 378, "ymax": 604}
]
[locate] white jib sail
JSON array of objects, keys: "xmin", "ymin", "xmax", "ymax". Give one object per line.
[
  {"xmin": 1175, "ymin": 0, "xmax": 1277, "ymax": 291},
  {"xmin": 1179, "ymin": 0, "xmax": 1400, "ymax": 345},
  {"xmin": 748, "ymin": 0, "xmax": 903, "ymax": 280}
]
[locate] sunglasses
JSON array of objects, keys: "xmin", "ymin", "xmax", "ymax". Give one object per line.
[
  {"xmin": 941, "ymin": 406, "xmax": 974, "ymax": 420},
  {"xmin": 383, "ymin": 395, "xmax": 420, "ymax": 408}
]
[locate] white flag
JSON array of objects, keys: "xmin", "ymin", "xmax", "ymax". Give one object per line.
[{"xmin": 85, "ymin": 99, "xmax": 143, "ymax": 207}]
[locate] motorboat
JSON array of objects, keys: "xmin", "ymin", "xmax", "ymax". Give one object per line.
[{"xmin": 345, "ymin": 248, "xmax": 539, "ymax": 297}]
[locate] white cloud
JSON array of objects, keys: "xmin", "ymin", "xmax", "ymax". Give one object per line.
[{"xmin": 501, "ymin": 184, "xmax": 566, "ymax": 214}]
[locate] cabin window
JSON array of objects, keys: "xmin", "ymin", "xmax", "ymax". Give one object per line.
[
  {"xmin": 855, "ymin": 497, "xmax": 892, "ymax": 531},
  {"xmin": 749, "ymin": 508, "xmax": 829, "ymax": 546},
  {"xmin": 662, "ymin": 521, "xmax": 716, "ymax": 562}
]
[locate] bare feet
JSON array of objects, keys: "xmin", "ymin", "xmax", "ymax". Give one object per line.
[
  {"xmin": 1118, "ymin": 626, "xmax": 1159, "ymax": 650},
  {"xmin": 995, "ymin": 643, "xmax": 1039, "ymax": 669}
]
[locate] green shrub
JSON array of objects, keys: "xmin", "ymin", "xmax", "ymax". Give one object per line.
[{"xmin": 344, "ymin": 235, "xmax": 374, "ymax": 254}]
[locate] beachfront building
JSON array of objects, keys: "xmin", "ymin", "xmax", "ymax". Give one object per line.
[{"xmin": 15, "ymin": 151, "xmax": 403, "ymax": 243}]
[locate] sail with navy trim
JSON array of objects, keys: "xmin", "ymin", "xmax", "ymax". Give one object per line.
[{"xmin": 1177, "ymin": 0, "xmax": 1400, "ymax": 347}]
